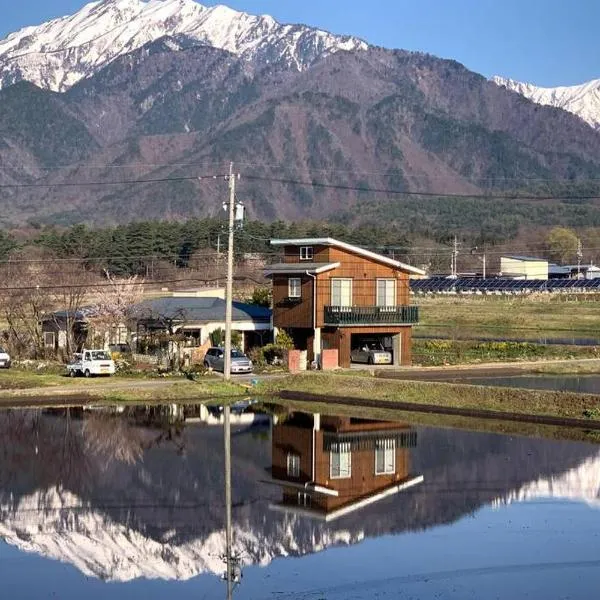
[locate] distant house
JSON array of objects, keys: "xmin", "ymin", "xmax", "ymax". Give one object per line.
[
  {"xmin": 265, "ymin": 237, "xmax": 424, "ymax": 367},
  {"xmin": 42, "ymin": 292, "xmax": 272, "ymax": 356},
  {"xmin": 562, "ymin": 264, "xmax": 600, "ymax": 280},
  {"xmin": 130, "ymin": 295, "xmax": 272, "ymax": 353},
  {"xmin": 500, "ymin": 255, "xmax": 548, "ymax": 280},
  {"xmin": 40, "ymin": 308, "xmax": 94, "ymax": 352},
  {"xmin": 269, "ymin": 412, "xmax": 423, "ymax": 521}
]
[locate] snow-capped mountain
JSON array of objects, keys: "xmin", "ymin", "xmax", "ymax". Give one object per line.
[
  {"xmin": 0, "ymin": 0, "xmax": 367, "ymax": 92},
  {"xmin": 492, "ymin": 75, "xmax": 600, "ymax": 130}
]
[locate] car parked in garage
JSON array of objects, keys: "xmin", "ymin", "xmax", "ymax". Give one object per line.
[{"xmin": 350, "ymin": 341, "xmax": 392, "ymax": 365}]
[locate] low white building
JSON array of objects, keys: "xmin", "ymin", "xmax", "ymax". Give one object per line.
[
  {"xmin": 500, "ymin": 255, "xmax": 548, "ymax": 280},
  {"xmin": 129, "ymin": 295, "xmax": 272, "ymax": 353}
]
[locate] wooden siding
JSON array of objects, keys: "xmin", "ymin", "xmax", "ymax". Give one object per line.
[
  {"xmin": 314, "ymin": 246, "xmax": 410, "ymax": 328},
  {"xmin": 314, "ymin": 437, "xmax": 410, "ymax": 511},
  {"xmin": 272, "ymin": 274, "xmax": 314, "ymax": 329},
  {"xmin": 272, "ymin": 424, "xmax": 313, "ymax": 483},
  {"xmin": 272, "ymin": 419, "xmax": 412, "ymax": 514},
  {"xmin": 283, "ymin": 245, "xmax": 330, "ymax": 264}
]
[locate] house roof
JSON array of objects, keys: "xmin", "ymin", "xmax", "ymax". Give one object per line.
[
  {"xmin": 264, "ymin": 262, "xmax": 340, "ymax": 276},
  {"xmin": 502, "ymin": 255, "xmax": 548, "ymax": 263},
  {"xmin": 42, "ymin": 306, "xmax": 96, "ymax": 322},
  {"xmin": 269, "ymin": 475, "xmax": 424, "ymax": 522},
  {"xmin": 269, "ymin": 238, "xmax": 426, "ymax": 275},
  {"xmin": 129, "ymin": 296, "xmax": 271, "ymax": 324}
]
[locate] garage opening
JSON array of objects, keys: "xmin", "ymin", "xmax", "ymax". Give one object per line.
[{"xmin": 350, "ymin": 333, "xmax": 397, "ymax": 365}]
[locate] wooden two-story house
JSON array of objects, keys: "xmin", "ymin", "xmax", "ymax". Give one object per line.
[
  {"xmin": 269, "ymin": 412, "xmax": 423, "ymax": 521},
  {"xmin": 265, "ymin": 237, "xmax": 425, "ymax": 367}
]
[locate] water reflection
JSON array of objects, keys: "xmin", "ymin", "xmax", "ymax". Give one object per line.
[
  {"xmin": 269, "ymin": 413, "xmax": 422, "ymax": 520},
  {"xmin": 0, "ymin": 402, "xmax": 599, "ymax": 597}
]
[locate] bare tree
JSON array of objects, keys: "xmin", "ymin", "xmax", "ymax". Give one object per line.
[{"xmin": 0, "ymin": 251, "xmax": 55, "ymax": 358}]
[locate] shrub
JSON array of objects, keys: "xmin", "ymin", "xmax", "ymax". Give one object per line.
[
  {"xmin": 275, "ymin": 329, "xmax": 295, "ymax": 350},
  {"xmin": 248, "ymin": 343, "xmax": 289, "ymax": 369}
]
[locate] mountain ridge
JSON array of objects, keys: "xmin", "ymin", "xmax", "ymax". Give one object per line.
[
  {"xmin": 0, "ymin": 0, "xmax": 367, "ymax": 92},
  {"xmin": 493, "ymin": 75, "xmax": 600, "ymax": 130}
]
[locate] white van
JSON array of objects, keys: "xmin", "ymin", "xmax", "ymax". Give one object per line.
[{"xmin": 67, "ymin": 349, "xmax": 116, "ymax": 377}]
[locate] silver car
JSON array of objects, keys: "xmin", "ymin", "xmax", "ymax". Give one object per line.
[
  {"xmin": 350, "ymin": 342, "xmax": 392, "ymax": 365},
  {"xmin": 203, "ymin": 347, "xmax": 253, "ymax": 374}
]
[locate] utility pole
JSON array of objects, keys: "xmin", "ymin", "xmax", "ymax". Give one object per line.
[
  {"xmin": 577, "ymin": 238, "xmax": 583, "ymax": 279},
  {"xmin": 224, "ymin": 162, "xmax": 236, "ymax": 382},
  {"xmin": 223, "ymin": 162, "xmax": 236, "ymax": 600},
  {"xmin": 451, "ymin": 236, "xmax": 459, "ymax": 278},
  {"xmin": 482, "ymin": 246, "xmax": 487, "ymax": 279}
]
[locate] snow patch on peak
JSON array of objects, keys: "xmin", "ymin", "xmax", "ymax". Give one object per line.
[
  {"xmin": 492, "ymin": 75, "xmax": 600, "ymax": 130},
  {"xmin": 0, "ymin": 0, "xmax": 368, "ymax": 92}
]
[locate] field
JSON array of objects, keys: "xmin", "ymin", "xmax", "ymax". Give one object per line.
[{"xmin": 415, "ymin": 294, "xmax": 600, "ymax": 340}]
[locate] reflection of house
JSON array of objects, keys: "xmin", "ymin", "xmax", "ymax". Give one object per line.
[
  {"xmin": 269, "ymin": 412, "xmax": 423, "ymax": 521},
  {"xmin": 130, "ymin": 296, "xmax": 272, "ymax": 353},
  {"xmin": 265, "ymin": 238, "xmax": 424, "ymax": 367}
]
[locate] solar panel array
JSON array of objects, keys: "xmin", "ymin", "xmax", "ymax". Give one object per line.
[{"xmin": 410, "ymin": 277, "xmax": 600, "ymax": 294}]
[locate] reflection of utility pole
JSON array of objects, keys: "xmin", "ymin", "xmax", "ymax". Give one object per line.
[
  {"xmin": 577, "ymin": 239, "xmax": 583, "ymax": 279},
  {"xmin": 224, "ymin": 404, "xmax": 233, "ymax": 600}
]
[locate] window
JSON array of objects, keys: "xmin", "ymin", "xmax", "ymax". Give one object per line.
[
  {"xmin": 287, "ymin": 453, "xmax": 300, "ymax": 478},
  {"xmin": 376, "ymin": 279, "xmax": 396, "ymax": 308},
  {"xmin": 330, "ymin": 441, "xmax": 352, "ymax": 479},
  {"xmin": 43, "ymin": 332, "xmax": 55, "ymax": 348},
  {"xmin": 375, "ymin": 439, "xmax": 396, "ymax": 475},
  {"xmin": 288, "ymin": 277, "xmax": 302, "ymax": 298},
  {"xmin": 297, "ymin": 492, "xmax": 311, "ymax": 507},
  {"xmin": 330, "ymin": 278, "xmax": 352, "ymax": 307},
  {"xmin": 300, "ymin": 246, "xmax": 314, "ymax": 261}
]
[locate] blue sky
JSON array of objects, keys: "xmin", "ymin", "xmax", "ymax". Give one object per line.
[{"xmin": 0, "ymin": 0, "xmax": 597, "ymax": 86}]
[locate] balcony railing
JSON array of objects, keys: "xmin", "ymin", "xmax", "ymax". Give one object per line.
[{"xmin": 323, "ymin": 305, "xmax": 419, "ymax": 326}]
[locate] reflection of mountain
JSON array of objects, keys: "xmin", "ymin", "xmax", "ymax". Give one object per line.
[
  {"xmin": 0, "ymin": 409, "xmax": 598, "ymax": 582},
  {"xmin": 495, "ymin": 453, "xmax": 600, "ymax": 509}
]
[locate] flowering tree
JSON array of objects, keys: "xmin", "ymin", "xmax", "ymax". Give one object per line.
[{"xmin": 88, "ymin": 271, "xmax": 145, "ymax": 348}]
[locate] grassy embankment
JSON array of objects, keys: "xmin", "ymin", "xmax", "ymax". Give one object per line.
[
  {"xmin": 0, "ymin": 369, "xmax": 248, "ymax": 403},
  {"xmin": 257, "ymin": 373, "xmax": 600, "ymax": 422}
]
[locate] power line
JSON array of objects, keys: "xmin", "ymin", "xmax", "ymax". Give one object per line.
[
  {"xmin": 242, "ymin": 174, "xmax": 600, "ymax": 201},
  {"xmin": 0, "ymin": 172, "xmax": 228, "ymax": 189}
]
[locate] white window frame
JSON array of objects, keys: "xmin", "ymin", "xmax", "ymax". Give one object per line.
[
  {"xmin": 330, "ymin": 278, "xmax": 353, "ymax": 308},
  {"xmin": 376, "ymin": 278, "xmax": 397, "ymax": 308},
  {"xmin": 297, "ymin": 492, "xmax": 311, "ymax": 507},
  {"xmin": 288, "ymin": 277, "xmax": 302, "ymax": 298},
  {"xmin": 287, "ymin": 453, "xmax": 300, "ymax": 478},
  {"xmin": 330, "ymin": 442, "xmax": 352, "ymax": 479},
  {"xmin": 300, "ymin": 246, "xmax": 314, "ymax": 261},
  {"xmin": 43, "ymin": 331, "xmax": 56, "ymax": 348},
  {"xmin": 375, "ymin": 439, "xmax": 396, "ymax": 475}
]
